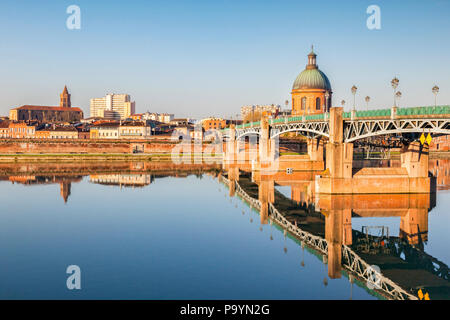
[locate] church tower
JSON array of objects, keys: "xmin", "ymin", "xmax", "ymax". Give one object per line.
[{"xmin": 60, "ymin": 85, "xmax": 71, "ymax": 108}]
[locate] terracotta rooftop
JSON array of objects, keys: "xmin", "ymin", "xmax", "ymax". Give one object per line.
[
  {"xmin": 120, "ymin": 121, "xmax": 146, "ymax": 126},
  {"xmin": 49, "ymin": 127, "xmax": 78, "ymax": 132},
  {"xmin": 13, "ymin": 105, "xmax": 83, "ymax": 112},
  {"xmin": 91, "ymin": 122, "xmax": 120, "ymax": 128}
]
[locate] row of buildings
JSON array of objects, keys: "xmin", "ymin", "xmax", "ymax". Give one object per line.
[{"xmin": 0, "ymin": 120, "xmax": 166, "ymax": 140}]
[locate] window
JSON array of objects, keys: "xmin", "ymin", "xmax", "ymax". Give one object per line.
[
  {"xmin": 316, "ymin": 97, "xmax": 321, "ymax": 110},
  {"xmin": 301, "ymin": 97, "xmax": 306, "ymax": 110}
]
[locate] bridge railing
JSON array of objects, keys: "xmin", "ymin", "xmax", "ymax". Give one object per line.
[
  {"xmin": 343, "ymin": 105, "xmax": 450, "ymax": 119},
  {"xmin": 232, "ymin": 105, "xmax": 450, "ymax": 130}
]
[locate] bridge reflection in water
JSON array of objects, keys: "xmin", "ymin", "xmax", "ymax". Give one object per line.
[
  {"xmin": 1, "ymin": 160, "xmax": 448, "ymax": 299},
  {"xmin": 220, "ymin": 164, "xmax": 449, "ymax": 300}
]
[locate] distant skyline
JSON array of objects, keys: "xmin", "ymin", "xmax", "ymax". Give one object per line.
[{"xmin": 0, "ymin": 0, "xmax": 449, "ymax": 119}]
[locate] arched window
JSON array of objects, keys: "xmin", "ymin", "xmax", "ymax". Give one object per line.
[
  {"xmin": 301, "ymin": 97, "xmax": 306, "ymax": 110},
  {"xmin": 316, "ymin": 97, "xmax": 321, "ymax": 110}
]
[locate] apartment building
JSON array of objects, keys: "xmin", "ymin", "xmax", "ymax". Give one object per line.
[{"xmin": 90, "ymin": 94, "xmax": 136, "ymax": 120}]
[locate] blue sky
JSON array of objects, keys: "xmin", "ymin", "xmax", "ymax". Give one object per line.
[{"xmin": 0, "ymin": 0, "xmax": 449, "ymax": 118}]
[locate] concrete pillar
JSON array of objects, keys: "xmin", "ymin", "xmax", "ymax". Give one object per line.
[
  {"xmin": 326, "ymin": 142, "xmax": 353, "ymax": 179},
  {"xmin": 225, "ymin": 124, "xmax": 237, "ymax": 162},
  {"xmin": 401, "ymin": 142, "xmax": 429, "ymax": 178},
  {"xmin": 401, "ymin": 141, "xmax": 430, "ymax": 193},
  {"xmin": 307, "ymin": 138, "xmax": 324, "ymax": 162},
  {"xmin": 259, "ymin": 117, "xmax": 270, "ymax": 161},
  {"xmin": 325, "ymin": 107, "xmax": 353, "ymax": 179},
  {"xmin": 329, "ymin": 107, "xmax": 344, "ymax": 144}
]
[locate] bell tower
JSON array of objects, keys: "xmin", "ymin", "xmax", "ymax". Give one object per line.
[{"xmin": 60, "ymin": 85, "xmax": 71, "ymax": 108}]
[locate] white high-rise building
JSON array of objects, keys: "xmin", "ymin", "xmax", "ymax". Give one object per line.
[{"xmin": 90, "ymin": 94, "xmax": 136, "ymax": 120}]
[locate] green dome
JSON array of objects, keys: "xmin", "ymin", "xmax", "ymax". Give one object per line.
[{"xmin": 292, "ymin": 68, "xmax": 332, "ymax": 91}]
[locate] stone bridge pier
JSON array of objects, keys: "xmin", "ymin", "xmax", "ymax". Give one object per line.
[{"xmin": 317, "ymin": 107, "xmax": 431, "ymax": 194}]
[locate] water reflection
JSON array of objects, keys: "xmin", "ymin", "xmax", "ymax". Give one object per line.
[
  {"xmin": 0, "ymin": 159, "xmax": 448, "ymax": 299},
  {"xmin": 222, "ymin": 159, "xmax": 450, "ymax": 300}
]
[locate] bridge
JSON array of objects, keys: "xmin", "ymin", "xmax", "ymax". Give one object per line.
[
  {"xmin": 224, "ymin": 105, "xmax": 450, "ymax": 142},
  {"xmin": 219, "ymin": 173, "xmax": 450, "ymax": 300},
  {"xmin": 222, "ymin": 106, "xmax": 450, "ymax": 195}
]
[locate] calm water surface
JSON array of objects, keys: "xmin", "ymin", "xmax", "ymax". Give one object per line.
[{"xmin": 0, "ymin": 162, "xmax": 448, "ymax": 300}]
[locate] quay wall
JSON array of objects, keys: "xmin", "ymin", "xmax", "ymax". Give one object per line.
[{"xmin": 0, "ymin": 139, "xmax": 224, "ymax": 154}]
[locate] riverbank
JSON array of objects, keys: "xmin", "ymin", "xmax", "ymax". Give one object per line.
[{"xmin": 0, "ymin": 153, "xmax": 223, "ymax": 163}]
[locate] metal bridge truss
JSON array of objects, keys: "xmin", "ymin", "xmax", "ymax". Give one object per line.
[
  {"xmin": 225, "ymin": 121, "xmax": 331, "ymax": 140},
  {"xmin": 344, "ymin": 118, "xmax": 450, "ymax": 143},
  {"xmin": 223, "ymin": 118, "xmax": 450, "ymax": 144},
  {"xmin": 268, "ymin": 121, "xmax": 330, "ymax": 140},
  {"xmin": 220, "ymin": 175, "xmax": 417, "ymax": 300}
]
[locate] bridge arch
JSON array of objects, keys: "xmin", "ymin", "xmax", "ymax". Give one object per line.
[
  {"xmin": 236, "ymin": 130, "xmax": 261, "ymax": 140},
  {"xmin": 270, "ymin": 127, "xmax": 330, "ymax": 140}
]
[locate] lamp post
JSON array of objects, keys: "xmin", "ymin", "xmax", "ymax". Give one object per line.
[
  {"xmin": 391, "ymin": 77, "xmax": 399, "ymax": 107},
  {"xmin": 325, "ymin": 91, "xmax": 330, "ymax": 112},
  {"xmin": 365, "ymin": 96, "xmax": 370, "ymax": 110},
  {"xmin": 351, "ymin": 85, "xmax": 358, "ymax": 111},
  {"xmin": 251, "ymin": 105, "xmax": 255, "ymax": 123},
  {"xmin": 432, "ymin": 85, "xmax": 439, "ymax": 107},
  {"xmin": 395, "ymin": 91, "xmax": 402, "ymax": 107}
]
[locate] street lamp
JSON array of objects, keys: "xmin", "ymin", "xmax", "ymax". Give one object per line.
[
  {"xmin": 251, "ymin": 105, "xmax": 255, "ymax": 123},
  {"xmin": 391, "ymin": 77, "xmax": 399, "ymax": 107},
  {"xmin": 325, "ymin": 91, "xmax": 330, "ymax": 112},
  {"xmin": 351, "ymin": 85, "xmax": 358, "ymax": 111},
  {"xmin": 341, "ymin": 100, "xmax": 346, "ymax": 109},
  {"xmin": 432, "ymin": 85, "xmax": 440, "ymax": 107},
  {"xmin": 395, "ymin": 91, "xmax": 402, "ymax": 107},
  {"xmin": 365, "ymin": 96, "xmax": 370, "ymax": 110}
]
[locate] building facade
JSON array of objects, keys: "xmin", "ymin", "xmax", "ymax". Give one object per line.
[
  {"xmin": 118, "ymin": 121, "xmax": 151, "ymax": 139},
  {"xmin": 6, "ymin": 122, "xmax": 36, "ymax": 139},
  {"xmin": 48, "ymin": 127, "xmax": 78, "ymax": 139},
  {"xmin": 241, "ymin": 105, "xmax": 281, "ymax": 120},
  {"xmin": 201, "ymin": 117, "xmax": 227, "ymax": 131},
  {"xmin": 90, "ymin": 123, "xmax": 120, "ymax": 139},
  {"xmin": 9, "ymin": 87, "xmax": 83, "ymax": 122},
  {"xmin": 90, "ymin": 94, "xmax": 135, "ymax": 120},
  {"xmin": 291, "ymin": 47, "xmax": 332, "ymax": 115}
]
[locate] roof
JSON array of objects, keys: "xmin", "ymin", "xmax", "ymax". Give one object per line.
[
  {"xmin": 120, "ymin": 121, "xmax": 146, "ymax": 127},
  {"xmin": 292, "ymin": 68, "xmax": 332, "ymax": 91},
  {"xmin": 12, "ymin": 105, "xmax": 83, "ymax": 112},
  {"xmin": 49, "ymin": 127, "xmax": 78, "ymax": 132},
  {"xmin": 91, "ymin": 122, "xmax": 120, "ymax": 128},
  {"xmin": 0, "ymin": 121, "xmax": 10, "ymax": 128},
  {"xmin": 292, "ymin": 49, "xmax": 331, "ymax": 91}
]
